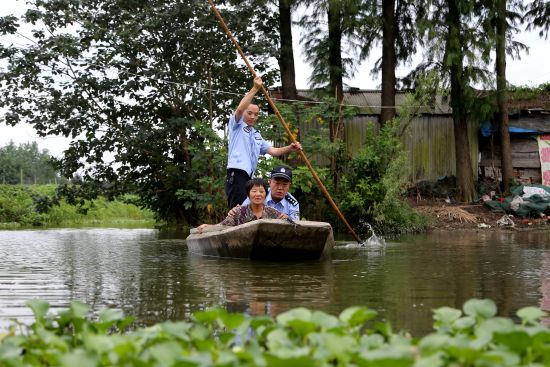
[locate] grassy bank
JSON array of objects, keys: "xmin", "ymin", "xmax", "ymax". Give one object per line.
[{"xmin": 0, "ymin": 184, "xmax": 156, "ymax": 228}]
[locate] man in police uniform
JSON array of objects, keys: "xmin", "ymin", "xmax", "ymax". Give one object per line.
[
  {"xmin": 225, "ymin": 76, "xmax": 301, "ymax": 209},
  {"xmin": 241, "ymin": 165, "xmax": 300, "ymax": 221}
]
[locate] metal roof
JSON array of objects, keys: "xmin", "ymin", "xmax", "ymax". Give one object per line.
[
  {"xmin": 294, "ymin": 89, "xmax": 452, "ymax": 115},
  {"xmin": 509, "ymin": 115, "xmax": 550, "ymax": 133}
]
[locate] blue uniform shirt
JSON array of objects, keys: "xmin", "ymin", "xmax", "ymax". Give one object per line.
[
  {"xmin": 243, "ymin": 191, "xmax": 300, "ymax": 221},
  {"xmin": 226, "ymin": 113, "xmax": 271, "ymax": 177}
]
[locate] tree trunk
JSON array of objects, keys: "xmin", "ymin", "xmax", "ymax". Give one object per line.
[
  {"xmin": 278, "ymin": 0, "xmax": 298, "ymax": 100},
  {"xmin": 447, "ymin": 0, "xmax": 476, "ymax": 202},
  {"xmin": 496, "ymin": 0, "xmax": 513, "ymax": 193},
  {"xmin": 380, "ymin": 0, "xmax": 396, "ymax": 126},
  {"xmin": 327, "ymin": 0, "xmax": 344, "ymax": 103},
  {"xmin": 327, "ymin": 0, "xmax": 344, "ymax": 189}
]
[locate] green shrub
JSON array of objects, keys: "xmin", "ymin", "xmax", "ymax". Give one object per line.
[
  {"xmin": 1, "ymin": 299, "xmax": 549, "ymax": 366},
  {"xmin": 338, "ymin": 121, "xmax": 427, "ymax": 236},
  {"xmin": 0, "ymin": 184, "xmax": 155, "ymax": 227}
]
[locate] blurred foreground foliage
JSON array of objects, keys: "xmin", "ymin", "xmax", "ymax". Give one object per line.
[{"xmin": 1, "ymin": 299, "xmax": 549, "ymax": 366}]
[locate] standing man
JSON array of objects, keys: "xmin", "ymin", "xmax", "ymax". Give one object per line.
[
  {"xmin": 226, "ymin": 76, "xmax": 301, "ymax": 209},
  {"xmin": 241, "ymin": 165, "xmax": 300, "ymax": 221}
]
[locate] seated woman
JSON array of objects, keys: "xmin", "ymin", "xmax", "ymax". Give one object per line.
[{"xmin": 197, "ymin": 178, "xmax": 287, "ymax": 233}]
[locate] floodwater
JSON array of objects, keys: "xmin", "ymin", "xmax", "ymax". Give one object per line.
[{"xmin": 0, "ymin": 228, "xmax": 549, "ymax": 335}]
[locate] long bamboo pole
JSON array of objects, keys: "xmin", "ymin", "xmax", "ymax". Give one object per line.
[{"xmin": 207, "ymin": 0, "xmax": 362, "ymax": 244}]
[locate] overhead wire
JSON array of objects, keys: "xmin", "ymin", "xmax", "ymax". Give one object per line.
[{"xmin": 0, "ymin": 34, "xmax": 433, "ymax": 111}]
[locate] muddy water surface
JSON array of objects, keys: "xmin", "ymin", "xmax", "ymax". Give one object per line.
[{"xmin": 1, "ymin": 228, "xmax": 549, "ymax": 335}]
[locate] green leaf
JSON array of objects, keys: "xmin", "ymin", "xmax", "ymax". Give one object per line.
[
  {"xmin": 0, "ymin": 342, "xmax": 22, "ymax": 360},
  {"xmin": 339, "ymin": 306, "xmax": 378, "ymax": 327},
  {"xmin": 478, "ymin": 350, "xmax": 521, "ymax": 367},
  {"xmin": 70, "ymin": 301, "xmax": 90, "ymax": 319},
  {"xmin": 276, "ymin": 308, "xmax": 319, "ymax": 335},
  {"xmin": 26, "ymin": 299, "xmax": 50, "ymax": 321},
  {"xmin": 418, "ymin": 334, "xmax": 452, "ymax": 355},
  {"xmin": 286, "ymin": 319, "xmax": 317, "ymax": 336},
  {"xmin": 493, "ymin": 330, "xmax": 532, "ymax": 353},
  {"xmin": 59, "ymin": 349, "xmax": 99, "ymax": 367},
  {"xmin": 463, "ymin": 299, "xmax": 497, "ymax": 320},
  {"xmin": 413, "ymin": 352, "xmax": 445, "ymax": 367},
  {"xmin": 453, "ymin": 316, "xmax": 476, "ymax": 330},
  {"xmin": 99, "ymin": 308, "xmax": 124, "ymax": 323},
  {"xmin": 83, "ymin": 334, "xmax": 115, "ymax": 354},
  {"xmin": 357, "ymin": 345, "xmax": 414, "ymax": 367},
  {"xmin": 277, "ymin": 308, "xmax": 312, "ymax": 326},
  {"xmin": 311, "ymin": 311, "xmax": 340, "ymax": 329},
  {"xmin": 160, "ymin": 321, "xmax": 192, "ymax": 342},
  {"xmin": 360, "ymin": 334, "xmax": 385, "ymax": 349},
  {"xmin": 266, "ymin": 329, "xmax": 295, "ymax": 352},
  {"xmin": 264, "ymin": 354, "xmax": 318, "ymax": 367},
  {"xmin": 219, "ymin": 312, "xmax": 246, "ymax": 330},
  {"xmin": 433, "ymin": 307, "xmax": 461, "ymax": 327},
  {"xmin": 517, "ymin": 307, "xmax": 547, "ymax": 325},
  {"xmin": 148, "ymin": 341, "xmax": 183, "ymax": 365},
  {"xmin": 309, "ymin": 332, "xmax": 356, "ymax": 360},
  {"xmin": 193, "ymin": 307, "xmax": 224, "ymax": 324}
]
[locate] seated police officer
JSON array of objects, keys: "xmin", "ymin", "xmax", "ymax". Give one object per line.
[{"xmin": 239, "ymin": 165, "xmax": 300, "ymax": 221}]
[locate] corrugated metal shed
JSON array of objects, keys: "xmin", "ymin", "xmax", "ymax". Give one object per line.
[
  {"xmin": 293, "ymin": 89, "xmax": 452, "ymax": 115},
  {"xmin": 290, "ymin": 89, "xmax": 475, "ymax": 182},
  {"xmin": 509, "ymin": 116, "xmax": 550, "ymax": 133}
]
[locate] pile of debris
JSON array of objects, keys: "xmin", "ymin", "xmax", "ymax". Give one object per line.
[{"xmin": 484, "ymin": 184, "xmax": 550, "ymax": 218}]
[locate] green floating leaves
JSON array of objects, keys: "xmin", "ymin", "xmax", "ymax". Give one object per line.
[
  {"xmin": 493, "ymin": 330, "xmax": 532, "ymax": 353},
  {"xmin": 339, "ymin": 306, "xmax": 378, "ymax": 327},
  {"xmin": 3, "ymin": 299, "xmax": 550, "ymax": 366},
  {"xmin": 433, "ymin": 306, "xmax": 462, "ymax": 329},
  {"xmin": 463, "ymin": 299, "xmax": 497, "ymax": 320},
  {"xmin": 25, "ymin": 298, "xmax": 50, "ymax": 321},
  {"xmin": 147, "ymin": 341, "xmax": 184, "ymax": 366},
  {"xmin": 517, "ymin": 306, "xmax": 547, "ymax": 325},
  {"xmin": 59, "ymin": 349, "xmax": 99, "ymax": 367}
]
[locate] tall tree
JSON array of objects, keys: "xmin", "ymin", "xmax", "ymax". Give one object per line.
[
  {"xmin": 495, "ymin": 0, "xmax": 512, "ymax": 193},
  {"xmin": 447, "ymin": 0, "xmax": 477, "ymax": 202},
  {"xmin": 0, "ymin": 0, "xmax": 278, "ymax": 224},
  {"xmin": 327, "ymin": 0, "xmax": 344, "ymax": 103},
  {"xmin": 352, "ymin": 0, "xmax": 418, "ymax": 126},
  {"xmin": 414, "ymin": 0, "xmax": 496, "ymax": 202},
  {"xmin": 278, "ymin": 0, "xmax": 298, "ymax": 100},
  {"xmin": 380, "ymin": 0, "xmax": 397, "ymax": 125},
  {"xmin": 299, "ymin": 0, "xmax": 359, "ymax": 98},
  {"xmin": 481, "ymin": 0, "xmax": 525, "ymax": 193},
  {"xmin": 298, "ymin": 0, "xmax": 362, "ymax": 188}
]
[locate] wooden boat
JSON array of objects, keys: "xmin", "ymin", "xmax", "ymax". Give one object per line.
[{"xmin": 186, "ymin": 219, "xmax": 334, "ymax": 260}]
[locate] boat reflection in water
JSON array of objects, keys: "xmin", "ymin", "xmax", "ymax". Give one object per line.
[{"xmin": 185, "ymin": 254, "xmax": 336, "ymax": 317}]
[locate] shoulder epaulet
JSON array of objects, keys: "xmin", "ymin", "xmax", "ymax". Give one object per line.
[{"xmin": 285, "ymin": 193, "xmax": 298, "ymax": 206}]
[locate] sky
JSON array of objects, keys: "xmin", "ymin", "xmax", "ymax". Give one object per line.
[{"xmin": 1, "ymin": 0, "xmax": 549, "ymax": 157}]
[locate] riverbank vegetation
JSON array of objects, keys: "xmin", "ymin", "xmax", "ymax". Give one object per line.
[
  {"xmin": 0, "ymin": 184, "xmax": 155, "ymax": 229},
  {"xmin": 1, "ymin": 298, "xmax": 548, "ymax": 366},
  {"xmin": 1, "ymin": 1, "xmax": 548, "ymax": 234}
]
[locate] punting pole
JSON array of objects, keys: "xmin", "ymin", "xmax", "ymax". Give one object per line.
[{"xmin": 207, "ymin": 0, "xmax": 363, "ymax": 244}]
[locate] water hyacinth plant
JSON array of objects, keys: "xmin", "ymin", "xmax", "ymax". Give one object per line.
[{"xmin": 1, "ymin": 299, "xmax": 549, "ymax": 366}]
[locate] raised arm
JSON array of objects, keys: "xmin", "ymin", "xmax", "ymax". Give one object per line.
[{"xmin": 235, "ymin": 76, "xmax": 263, "ymax": 121}]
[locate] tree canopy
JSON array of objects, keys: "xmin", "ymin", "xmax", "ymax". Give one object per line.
[{"xmin": 0, "ymin": 0, "xmax": 279, "ymax": 224}]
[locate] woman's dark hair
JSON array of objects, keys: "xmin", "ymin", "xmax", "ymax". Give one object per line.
[{"xmin": 246, "ymin": 178, "xmax": 268, "ymax": 196}]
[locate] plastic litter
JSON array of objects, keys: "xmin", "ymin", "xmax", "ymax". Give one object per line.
[{"xmin": 496, "ymin": 215, "xmax": 515, "ymax": 227}]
